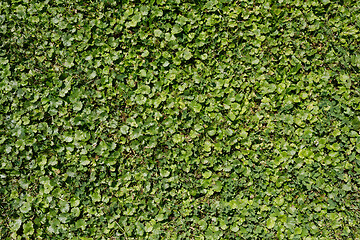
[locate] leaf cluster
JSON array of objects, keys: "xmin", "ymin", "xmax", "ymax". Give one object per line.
[{"xmin": 1, "ymin": 0, "xmax": 360, "ymax": 239}]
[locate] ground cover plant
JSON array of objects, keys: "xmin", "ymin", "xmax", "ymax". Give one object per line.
[{"xmin": 1, "ymin": 0, "xmax": 360, "ymax": 239}]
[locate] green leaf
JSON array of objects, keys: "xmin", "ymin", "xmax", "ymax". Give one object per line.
[
  {"xmin": 155, "ymin": 213, "xmax": 165, "ymax": 221},
  {"xmin": 228, "ymin": 111, "xmax": 236, "ymax": 121},
  {"xmin": 204, "ymin": 141, "xmax": 212, "ymax": 152},
  {"xmin": 172, "ymin": 24, "xmax": 183, "ymax": 34},
  {"xmin": 59, "ymin": 200, "xmax": 70, "ymax": 213},
  {"xmin": 173, "ymin": 134, "xmax": 184, "ymax": 144},
  {"xmin": 351, "ymin": 116, "xmax": 360, "ymax": 130},
  {"xmin": 298, "ymin": 148, "xmax": 307, "ymax": 158},
  {"xmin": 203, "ymin": 171, "xmax": 212, "ymax": 179},
  {"xmin": 183, "ymin": 49, "xmax": 192, "ymax": 60},
  {"xmin": 230, "ymin": 223, "xmax": 239, "ymax": 232},
  {"xmin": 91, "ymin": 191, "xmax": 102, "ymax": 203},
  {"xmin": 252, "ymin": 58, "xmax": 260, "ymax": 65},
  {"xmin": 160, "ymin": 169, "xmax": 170, "ymax": 178},
  {"xmin": 213, "ymin": 181, "xmax": 223, "ymax": 192},
  {"xmin": 10, "ymin": 218, "xmax": 22, "ymax": 232},
  {"xmin": 63, "ymin": 133, "xmax": 73, "ymax": 143},
  {"xmin": 198, "ymin": 219, "xmax": 207, "ymax": 230},
  {"xmin": 274, "ymin": 196, "xmax": 284, "ymax": 206},
  {"xmin": 294, "ymin": 227, "xmax": 302, "ymax": 235},
  {"xmin": 342, "ymin": 183, "xmax": 351, "ymax": 191},
  {"xmin": 219, "ymin": 219, "xmax": 228, "ymax": 230},
  {"xmin": 43, "ymin": 180, "xmax": 54, "ymax": 194},
  {"xmin": 75, "ymin": 219, "xmax": 86, "ymax": 230},
  {"xmin": 144, "ymin": 221, "xmax": 154, "ymax": 233},
  {"xmin": 266, "ymin": 216, "xmax": 277, "ymax": 229},
  {"xmin": 189, "ymin": 101, "xmax": 202, "ymax": 113},
  {"xmin": 73, "ymin": 101, "xmax": 83, "ymax": 112},
  {"xmin": 20, "ymin": 202, "xmax": 31, "ymax": 213},
  {"xmin": 154, "ymin": 29, "xmax": 163, "ymax": 37},
  {"xmin": 70, "ymin": 197, "xmax": 80, "ymax": 207},
  {"xmin": 120, "ymin": 125, "xmax": 130, "ymax": 135},
  {"xmin": 140, "ymin": 5, "xmax": 149, "ymax": 15},
  {"xmin": 0, "ymin": 57, "xmax": 9, "ymax": 65},
  {"xmin": 80, "ymin": 156, "xmax": 90, "ymax": 166},
  {"xmin": 23, "ymin": 221, "xmax": 34, "ymax": 236}
]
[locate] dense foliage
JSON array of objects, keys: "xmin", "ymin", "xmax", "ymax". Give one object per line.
[{"xmin": 1, "ymin": 0, "xmax": 360, "ymax": 239}]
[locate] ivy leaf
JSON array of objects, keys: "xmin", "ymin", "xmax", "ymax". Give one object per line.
[
  {"xmin": 351, "ymin": 116, "xmax": 360, "ymax": 130},
  {"xmin": 204, "ymin": 141, "xmax": 212, "ymax": 152},
  {"xmin": 73, "ymin": 101, "xmax": 83, "ymax": 112},
  {"xmin": 252, "ymin": 58, "xmax": 260, "ymax": 65},
  {"xmin": 59, "ymin": 200, "xmax": 70, "ymax": 213},
  {"xmin": 23, "ymin": 221, "xmax": 34, "ymax": 236},
  {"xmin": 183, "ymin": 49, "xmax": 193, "ymax": 60},
  {"xmin": 203, "ymin": 171, "xmax": 212, "ymax": 179},
  {"xmin": 9, "ymin": 218, "xmax": 22, "ymax": 232},
  {"xmin": 144, "ymin": 221, "xmax": 154, "ymax": 233},
  {"xmin": 160, "ymin": 169, "xmax": 170, "ymax": 178},
  {"xmin": 198, "ymin": 219, "xmax": 208, "ymax": 230},
  {"xmin": 294, "ymin": 227, "xmax": 303, "ymax": 235},
  {"xmin": 91, "ymin": 191, "xmax": 102, "ymax": 203},
  {"xmin": 266, "ymin": 216, "xmax": 277, "ymax": 229},
  {"xmin": 75, "ymin": 219, "xmax": 86, "ymax": 230},
  {"xmin": 342, "ymin": 183, "xmax": 351, "ymax": 191},
  {"xmin": 63, "ymin": 134, "xmax": 73, "ymax": 143},
  {"xmin": 173, "ymin": 134, "xmax": 184, "ymax": 144},
  {"xmin": 140, "ymin": 5, "xmax": 149, "ymax": 15},
  {"xmin": 20, "ymin": 201, "xmax": 31, "ymax": 213},
  {"xmin": 189, "ymin": 101, "xmax": 202, "ymax": 113},
  {"xmin": 120, "ymin": 125, "xmax": 130, "ymax": 135},
  {"xmin": 43, "ymin": 179, "xmax": 54, "ymax": 194},
  {"xmin": 154, "ymin": 29, "xmax": 163, "ymax": 37}
]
